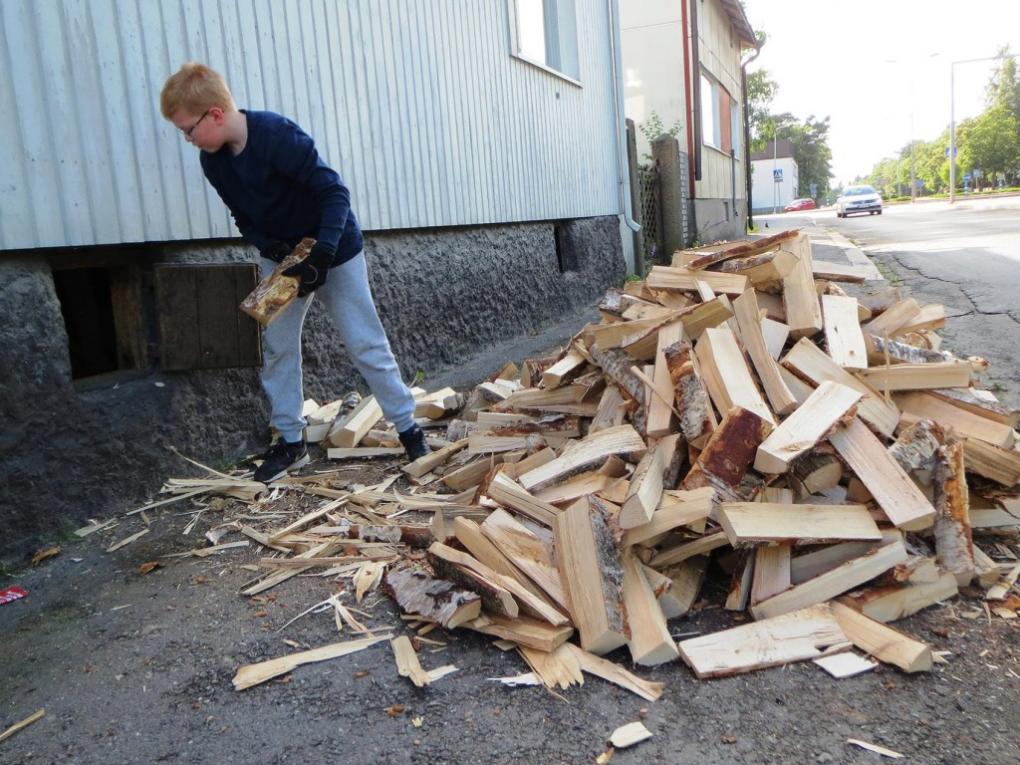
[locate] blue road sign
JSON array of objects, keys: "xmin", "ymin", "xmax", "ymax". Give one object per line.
[
  {"xmin": 773, "ymin": 168, "xmax": 783, "ymax": 182},
  {"xmin": 945, "ymin": 146, "xmax": 958, "ymax": 157}
]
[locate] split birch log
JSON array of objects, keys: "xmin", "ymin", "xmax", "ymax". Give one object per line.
[
  {"xmin": 962, "ymin": 437, "xmax": 1020, "ymax": 486},
  {"xmin": 858, "ymin": 361, "xmax": 972, "ymax": 391},
  {"xmin": 426, "ymin": 545, "xmax": 519, "ymax": 618},
  {"xmin": 427, "ymin": 541, "xmax": 568, "ymax": 626},
  {"xmin": 695, "ymin": 325, "xmax": 776, "ymax": 426},
  {"xmin": 682, "ymin": 407, "xmax": 772, "ymax": 500},
  {"xmin": 240, "ymin": 238, "xmax": 315, "ymax": 325},
  {"xmin": 383, "ymin": 564, "xmax": 481, "ymax": 629},
  {"xmin": 486, "ymin": 471, "xmax": 560, "ymax": 527},
  {"xmin": 829, "ymin": 601, "xmax": 932, "ymax": 672},
  {"xmin": 750, "ymin": 539, "xmax": 909, "ymax": 620},
  {"xmin": 733, "ymin": 288, "xmax": 798, "ymax": 415},
  {"xmin": 466, "ymin": 614, "xmax": 574, "ymax": 652},
  {"xmin": 717, "ymin": 502, "xmax": 881, "ymax": 546},
  {"xmin": 328, "ymin": 395, "xmax": 383, "ymax": 448},
  {"xmin": 782, "ymin": 337, "xmax": 900, "ymax": 438},
  {"xmin": 646, "ymin": 321, "xmax": 685, "ymax": 437},
  {"xmin": 480, "ymin": 509, "xmax": 570, "ymax": 610},
  {"xmin": 862, "ymin": 298, "xmax": 921, "ymax": 338},
  {"xmin": 664, "ymin": 341, "xmax": 716, "ymax": 448},
  {"xmin": 887, "ymin": 419, "xmax": 944, "ymax": 474},
  {"xmin": 789, "ymin": 446, "xmax": 843, "ymax": 496},
  {"xmin": 622, "ymin": 486, "xmax": 715, "ymax": 547},
  {"xmin": 554, "ymin": 496, "xmax": 629, "ymax": 655},
  {"xmin": 677, "ymin": 603, "xmax": 847, "ymax": 679},
  {"xmin": 518, "ymin": 424, "xmax": 646, "ymax": 492},
  {"xmin": 821, "ymin": 294, "xmax": 868, "ymax": 370},
  {"xmin": 894, "ymin": 391, "xmax": 1016, "ymax": 448},
  {"xmin": 781, "ymin": 234, "xmax": 823, "ymax": 339},
  {"xmin": 751, "ymin": 544, "xmax": 792, "ymax": 605},
  {"xmin": 837, "ymin": 572, "xmax": 958, "ymax": 623},
  {"xmin": 754, "ymin": 380, "xmax": 861, "ymax": 474},
  {"xmin": 932, "ymin": 439, "xmax": 975, "ymax": 586},
  {"xmin": 828, "ymin": 418, "xmax": 937, "ymax": 530},
  {"xmin": 686, "ymin": 228, "xmax": 800, "ymax": 270},
  {"xmin": 621, "ymin": 551, "xmax": 680, "ymax": 665},
  {"xmin": 620, "ymin": 434, "xmax": 680, "ymax": 529},
  {"xmin": 646, "ymin": 265, "xmax": 748, "ymax": 295}
]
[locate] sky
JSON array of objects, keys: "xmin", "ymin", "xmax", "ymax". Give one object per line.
[{"xmin": 742, "ymin": 0, "xmax": 1020, "ymax": 185}]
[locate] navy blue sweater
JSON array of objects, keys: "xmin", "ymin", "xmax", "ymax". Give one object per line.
[{"xmin": 200, "ymin": 110, "xmax": 363, "ymax": 265}]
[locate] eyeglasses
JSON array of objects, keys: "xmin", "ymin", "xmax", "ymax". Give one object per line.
[{"xmin": 182, "ymin": 109, "xmax": 211, "ymax": 139}]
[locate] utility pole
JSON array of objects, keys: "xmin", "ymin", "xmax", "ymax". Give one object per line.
[
  {"xmin": 910, "ymin": 112, "xmax": 916, "ymax": 203},
  {"xmin": 772, "ymin": 133, "xmax": 778, "ymax": 214}
]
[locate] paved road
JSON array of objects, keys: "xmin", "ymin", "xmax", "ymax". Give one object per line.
[{"xmin": 761, "ymin": 197, "xmax": 1020, "ymax": 410}]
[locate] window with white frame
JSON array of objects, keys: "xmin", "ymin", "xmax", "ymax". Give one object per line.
[
  {"xmin": 510, "ymin": 0, "xmax": 580, "ymax": 82},
  {"xmin": 700, "ymin": 74, "xmax": 719, "ymax": 149},
  {"xmin": 701, "ymin": 73, "xmax": 738, "ymax": 155}
]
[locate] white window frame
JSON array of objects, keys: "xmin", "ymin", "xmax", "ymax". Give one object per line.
[
  {"xmin": 507, "ymin": 0, "xmax": 582, "ymax": 87},
  {"xmin": 700, "ymin": 74, "xmax": 719, "ymax": 150}
]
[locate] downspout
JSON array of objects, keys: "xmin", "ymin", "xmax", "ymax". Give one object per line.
[
  {"xmin": 680, "ymin": 0, "xmax": 696, "ymax": 199},
  {"xmin": 742, "ymin": 44, "xmax": 762, "ymax": 231},
  {"xmin": 689, "ymin": 0, "xmax": 702, "ymax": 182},
  {"xmin": 608, "ymin": 0, "xmax": 641, "ymax": 238}
]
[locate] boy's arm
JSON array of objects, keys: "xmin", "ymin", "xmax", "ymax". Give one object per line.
[{"xmin": 267, "ymin": 123, "xmax": 349, "ymax": 254}]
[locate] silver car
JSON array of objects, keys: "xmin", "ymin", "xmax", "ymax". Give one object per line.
[{"xmin": 836, "ymin": 185, "xmax": 883, "ymax": 217}]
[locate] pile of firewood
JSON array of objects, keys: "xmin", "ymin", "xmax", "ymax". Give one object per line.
[{"xmin": 161, "ymin": 229, "xmax": 1020, "ymax": 693}]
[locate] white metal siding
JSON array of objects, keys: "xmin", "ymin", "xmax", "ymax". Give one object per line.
[{"xmin": 0, "ymin": 0, "xmax": 621, "ymax": 250}]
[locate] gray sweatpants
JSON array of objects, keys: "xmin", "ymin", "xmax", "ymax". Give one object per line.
[{"xmin": 259, "ymin": 252, "xmax": 416, "ymax": 443}]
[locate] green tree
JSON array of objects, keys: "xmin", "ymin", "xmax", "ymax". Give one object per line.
[
  {"xmin": 962, "ymin": 104, "xmax": 1020, "ymax": 187},
  {"xmin": 772, "ymin": 114, "xmax": 833, "ymax": 200},
  {"xmin": 986, "ymin": 46, "xmax": 1020, "ymax": 123},
  {"xmin": 746, "ymin": 69, "xmax": 779, "ymax": 152}
]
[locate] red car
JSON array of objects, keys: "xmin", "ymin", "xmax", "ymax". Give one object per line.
[{"xmin": 784, "ymin": 198, "xmax": 817, "ymax": 212}]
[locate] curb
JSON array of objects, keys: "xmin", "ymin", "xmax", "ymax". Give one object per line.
[{"xmin": 815, "ymin": 228, "xmax": 885, "ymax": 283}]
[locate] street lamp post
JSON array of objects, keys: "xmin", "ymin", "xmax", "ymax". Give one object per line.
[{"xmin": 950, "ymin": 53, "xmax": 1020, "ymax": 204}]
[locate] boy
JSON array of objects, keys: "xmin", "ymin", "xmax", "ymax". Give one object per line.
[{"xmin": 160, "ymin": 62, "xmax": 428, "ymax": 482}]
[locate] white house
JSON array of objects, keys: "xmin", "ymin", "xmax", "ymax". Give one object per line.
[
  {"xmin": 751, "ymin": 138, "xmax": 800, "ymax": 213},
  {"xmin": 621, "ymin": 0, "xmax": 757, "ymax": 243}
]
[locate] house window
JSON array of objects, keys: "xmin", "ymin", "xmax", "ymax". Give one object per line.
[
  {"xmin": 52, "ymin": 266, "xmax": 146, "ymax": 382},
  {"xmin": 701, "ymin": 73, "xmax": 736, "ymax": 154},
  {"xmin": 510, "ymin": 0, "xmax": 580, "ymax": 83}
]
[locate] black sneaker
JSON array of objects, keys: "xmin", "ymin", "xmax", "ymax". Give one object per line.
[
  {"xmin": 253, "ymin": 439, "xmax": 309, "ymax": 483},
  {"xmin": 398, "ymin": 425, "xmax": 430, "ymax": 462}
]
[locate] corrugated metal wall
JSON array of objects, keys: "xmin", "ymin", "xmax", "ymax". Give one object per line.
[{"xmin": 0, "ymin": 0, "xmax": 621, "ymax": 251}]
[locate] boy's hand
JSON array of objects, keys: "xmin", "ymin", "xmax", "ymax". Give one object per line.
[
  {"xmin": 260, "ymin": 240, "xmax": 292, "ymax": 262},
  {"xmin": 283, "ymin": 243, "xmax": 334, "ymax": 297}
]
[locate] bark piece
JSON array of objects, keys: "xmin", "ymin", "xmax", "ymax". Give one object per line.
[
  {"xmin": 664, "ymin": 340, "xmax": 717, "ymax": 448},
  {"xmin": 682, "ymin": 406, "xmax": 772, "ymax": 499},
  {"xmin": 932, "ymin": 440, "xmax": 975, "ymax": 586},
  {"xmin": 383, "ymin": 564, "xmax": 481, "ymax": 629}
]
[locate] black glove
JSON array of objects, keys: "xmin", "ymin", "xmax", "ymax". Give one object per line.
[
  {"xmin": 282, "ymin": 243, "xmax": 334, "ymax": 297},
  {"xmin": 260, "ymin": 240, "xmax": 292, "ymax": 263}
]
